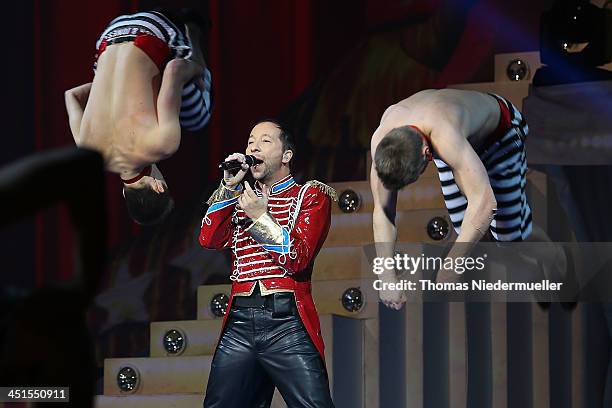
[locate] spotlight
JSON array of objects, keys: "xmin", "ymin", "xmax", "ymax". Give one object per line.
[
  {"xmin": 117, "ymin": 366, "xmax": 139, "ymax": 393},
  {"xmin": 427, "ymin": 217, "xmax": 449, "ymax": 241},
  {"xmin": 540, "ymin": 0, "xmax": 611, "ymax": 67},
  {"xmin": 163, "ymin": 329, "xmax": 186, "ymax": 355},
  {"xmin": 506, "ymin": 59, "xmax": 530, "ymax": 81},
  {"xmin": 210, "ymin": 293, "xmax": 229, "ymax": 317},
  {"xmin": 338, "ymin": 189, "xmax": 361, "ymax": 213},
  {"xmin": 342, "ymin": 287, "xmax": 364, "ymax": 312}
]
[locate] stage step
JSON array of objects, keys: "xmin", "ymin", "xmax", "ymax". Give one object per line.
[
  {"xmin": 103, "ymin": 356, "xmax": 211, "ymax": 395},
  {"xmin": 325, "ymin": 208, "xmax": 455, "ymax": 247},
  {"xmin": 329, "ymin": 166, "xmax": 444, "ymax": 215},
  {"xmin": 314, "ymin": 245, "xmax": 368, "ymax": 280},
  {"xmin": 96, "ymin": 391, "xmax": 289, "ymax": 407},
  {"xmin": 150, "ymin": 320, "xmax": 222, "ymax": 357},
  {"xmin": 95, "ymin": 393, "xmax": 203, "ymax": 408}
]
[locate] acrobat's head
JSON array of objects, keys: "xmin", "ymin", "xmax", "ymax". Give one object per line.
[
  {"xmin": 122, "ymin": 164, "xmax": 174, "ymax": 225},
  {"xmin": 374, "ymin": 126, "xmax": 432, "ymax": 191}
]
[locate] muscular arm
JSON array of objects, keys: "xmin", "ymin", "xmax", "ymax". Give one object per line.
[
  {"xmin": 371, "ymin": 126, "xmax": 398, "ymax": 254},
  {"xmin": 64, "ymin": 83, "xmax": 92, "ymax": 145},
  {"xmin": 371, "ymin": 164, "xmax": 398, "ymax": 258},
  {"xmin": 434, "ymin": 125, "xmax": 496, "ymax": 260},
  {"xmin": 371, "ymin": 133, "xmax": 405, "ymax": 308},
  {"xmin": 140, "ymin": 59, "xmax": 212, "ymax": 161}
]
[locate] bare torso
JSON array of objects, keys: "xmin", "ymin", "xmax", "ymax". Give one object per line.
[
  {"xmin": 374, "ymin": 89, "xmax": 501, "ymax": 156},
  {"xmin": 78, "ymin": 43, "xmax": 161, "ymax": 176}
]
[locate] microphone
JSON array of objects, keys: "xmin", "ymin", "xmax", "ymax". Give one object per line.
[{"xmin": 219, "ymin": 155, "xmax": 263, "ymax": 171}]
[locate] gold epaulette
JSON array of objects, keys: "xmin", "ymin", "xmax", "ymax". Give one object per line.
[{"xmin": 305, "ymin": 180, "xmax": 338, "ymax": 202}]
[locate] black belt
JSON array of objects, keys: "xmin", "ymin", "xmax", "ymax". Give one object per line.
[
  {"xmin": 233, "ymin": 293, "xmax": 273, "ymax": 308},
  {"xmin": 232, "ymin": 288, "xmax": 297, "ymax": 317},
  {"xmin": 105, "ymin": 36, "xmax": 137, "ymax": 46}
]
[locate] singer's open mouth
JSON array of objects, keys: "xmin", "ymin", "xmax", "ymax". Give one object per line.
[{"xmin": 251, "ymin": 157, "xmax": 264, "ymax": 170}]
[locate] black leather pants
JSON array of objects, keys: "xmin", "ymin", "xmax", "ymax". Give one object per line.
[{"xmin": 203, "ymin": 297, "xmax": 335, "ymax": 408}]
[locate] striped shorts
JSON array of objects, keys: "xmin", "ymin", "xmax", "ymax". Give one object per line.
[
  {"xmin": 433, "ymin": 95, "xmax": 532, "ymax": 241},
  {"xmin": 95, "ymin": 11, "xmax": 211, "ymax": 131}
]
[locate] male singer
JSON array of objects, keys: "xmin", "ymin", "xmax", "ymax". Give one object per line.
[{"xmin": 200, "ymin": 120, "xmax": 336, "ymax": 407}]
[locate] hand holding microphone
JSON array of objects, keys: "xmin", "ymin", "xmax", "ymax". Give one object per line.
[
  {"xmin": 219, "ymin": 155, "xmax": 263, "ymax": 171},
  {"xmin": 220, "ymin": 154, "xmax": 262, "ymax": 188}
]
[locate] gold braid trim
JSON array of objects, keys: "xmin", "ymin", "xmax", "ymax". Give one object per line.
[
  {"xmin": 206, "ymin": 181, "xmax": 242, "ymax": 206},
  {"xmin": 305, "ymin": 180, "xmax": 338, "ymax": 202},
  {"xmin": 245, "ymin": 212, "xmax": 285, "ymax": 245}
]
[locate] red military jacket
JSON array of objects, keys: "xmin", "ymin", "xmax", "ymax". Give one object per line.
[{"xmin": 199, "ymin": 174, "xmax": 336, "ymax": 361}]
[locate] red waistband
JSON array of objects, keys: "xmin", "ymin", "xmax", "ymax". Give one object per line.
[
  {"xmin": 490, "ymin": 95, "xmax": 512, "ymax": 140},
  {"xmin": 121, "ymin": 165, "xmax": 152, "ymax": 184},
  {"xmin": 97, "ymin": 33, "xmax": 170, "ymax": 71},
  {"xmin": 476, "ymin": 94, "xmax": 513, "ymax": 155},
  {"xmin": 408, "ymin": 125, "xmax": 433, "ymax": 161}
]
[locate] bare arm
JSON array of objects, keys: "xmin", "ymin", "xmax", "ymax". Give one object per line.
[
  {"xmin": 434, "ymin": 126, "xmax": 496, "ymax": 262},
  {"xmin": 371, "ymin": 165, "xmax": 398, "ymax": 257},
  {"xmin": 140, "ymin": 59, "xmax": 203, "ymax": 160},
  {"xmin": 371, "ymin": 126, "xmax": 398, "ymax": 251},
  {"xmin": 371, "ymin": 132, "xmax": 405, "ymax": 309},
  {"xmin": 64, "ymin": 83, "xmax": 92, "ymax": 145}
]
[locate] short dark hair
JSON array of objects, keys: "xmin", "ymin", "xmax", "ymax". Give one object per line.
[
  {"xmin": 123, "ymin": 186, "xmax": 175, "ymax": 226},
  {"xmin": 374, "ymin": 126, "xmax": 427, "ymax": 191},
  {"xmin": 252, "ymin": 118, "xmax": 296, "ymax": 159}
]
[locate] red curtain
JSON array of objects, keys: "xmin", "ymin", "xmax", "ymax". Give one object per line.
[{"xmin": 205, "ymin": 0, "xmax": 315, "ymax": 171}]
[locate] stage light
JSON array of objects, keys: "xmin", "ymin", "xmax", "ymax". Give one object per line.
[
  {"xmin": 338, "ymin": 189, "xmax": 361, "ymax": 213},
  {"xmin": 163, "ymin": 329, "xmax": 185, "ymax": 355},
  {"xmin": 540, "ymin": 0, "xmax": 612, "ymax": 67},
  {"xmin": 427, "ymin": 217, "xmax": 449, "ymax": 241},
  {"xmin": 210, "ymin": 293, "xmax": 229, "ymax": 317},
  {"xmin": 117, "ymin": 366, "xmax": 139, "ymax": 393},
  {"xmin": 342, "ymin": 287, "xmax": 364, "ymax": 312},
  {"xmin": 506, "ymin": 59, "xmax": 530, "ymax": 81}
]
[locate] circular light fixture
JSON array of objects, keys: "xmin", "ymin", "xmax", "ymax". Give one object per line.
[
  {"xmin": 341, "ymin": 287, "xmax": 364, "ymax": 312},
  {"xmin": 117, "ymin": 366, "xmax": 139, "ymax": 393},
  {"xmin": 506, "ymin": 59, "xmax": 529, "ymax": 81},
  {"xmin": 210, "ymin": 293, "xmax": 229, "ymax": 317},
  {"xmin": 338, "ymin": 189, "xmax": 361, "ymax": 213},
  {"xmin": 163, "ymin": 329, "xmax": 185, "ymax": 355},
  {"xmin": 427, "ymin": 217, "xmax": 449, "ymax": 241}
]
